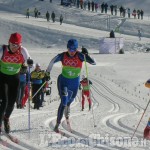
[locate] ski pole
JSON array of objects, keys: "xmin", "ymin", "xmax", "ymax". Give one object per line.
[
  {"xmin": 84, "ymin": 55, "xmax": 97, "ymax": 127},
  {"xmin": 27, "ymin": 66, "xmax": 31, "ymax": 131},
  {"xmin": 131, "ymin": 97, "xmax": 150, "ymax": 139},
  {"xmin": 32, "ymin": 81, "xmax": 47, "ymax": 99}
]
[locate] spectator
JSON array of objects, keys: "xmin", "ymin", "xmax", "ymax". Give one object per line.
[
  {"xmin": 51, "ymin": 11, "xmax": 55, "ymax": 23},
  {"xmin": 110, "ymin": 5, "xmax": 114, "ymax": 15},
  {"xmin": 138, "ymin": 29, "xmax": 142, "ymax": 41},
  {"xmin": 114, "ymin": 5, "xmax": 117, "ymax": 16},
  {"xmin": 17, "ymin": 64, "xmax": 28, "ymax": 109},
  {"xmin": 91, "ymin": 1, "xmax": 95, "ymax": 12},
  {"xmin": 127, "ymin": 8, "xmax": 130, "ymax": 18},
  {"xmin": 132, "ymin": 9, "xmax": 136, "ymax": 19},
  {"xmin": 60, "ymin": 14, "xmax": 63, "ymax": 25},
  {"xmin": 80, "ymin": 0, "xmax": 83, "ymax": 9},
  {"xmin": 83, "ymin": 0, "xmax": 87, "ymax": 10},
  {"xmin": 46, "ymin": 11, "xmax": 50, "ymax": 22},
  {"xmin": 34, "ymin": 8, "xmax": 38, "ymax": 18},
  {"xmin": 141, "ymin": 9, "xmax": 144, "ymax": 20},
  {"xmin": 104, "ymin": 3, "xmax": 108, "ymax": 14},
  {"xmin": 88, "ymin": 1, "xmax": 90, "ymax": 11},
  {"xmin": 101, "ymin": 2, "xmax": 104, "ymax": 13},
  {"xmin": 110, "ymin": 30, "xmax": 115, "ymax": 38},
  {"xmin": 95, "ymin": 2, "xmax": 98, "ymax": 12},
  {"xmin": 137, "ymin": 9, "xmax": 141, "ymax": 19},
  {"xmin": 31, "ymin": 63, "xmax": 46, "ymax": 110},
  {"xmin": 26, "ymin": 8, "xmax": 30, "ymax": 18}
]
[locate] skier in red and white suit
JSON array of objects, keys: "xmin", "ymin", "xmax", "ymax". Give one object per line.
[{"xmin": 79, "ymin": 75, "xmax": 92, "ymax": 111}]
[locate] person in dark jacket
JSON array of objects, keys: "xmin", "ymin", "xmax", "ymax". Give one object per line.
[
  {"xmin": 110, "ymin": 30, "xmax": 115, "ymax": 38},
  {"xmin": 46, "ymin": 11, "xmax": 50, "ymax": 22},
  {"xmin": 51, "ymin": 11, "xmax": 55, "ymax": 23},
  {"xmin": 31, "ymin": 63, "xmax": 46, "ymax": 110}
]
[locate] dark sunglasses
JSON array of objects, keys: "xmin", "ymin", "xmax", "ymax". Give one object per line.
[{"xmin": 10, "ymin": 43, "xmax": 21, "ymax": 48}]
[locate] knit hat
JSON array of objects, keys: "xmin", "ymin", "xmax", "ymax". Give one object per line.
[
  {"xmin": 9, "ymin": 32, "xmax": 22, "ymax": 44},
  {"xmin": 36, "ymin": 63, "xmax": 41, "ymax": 67}
]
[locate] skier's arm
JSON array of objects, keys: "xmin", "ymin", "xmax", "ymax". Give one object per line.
[
  {"xmin": 46, "ymin": 53, "xmax": 63, "ymax": 72},
  {"xmin": 85, "ymin": 54, "xmax": 96, "ymax": 65},
  {"xmin": 21, "ymin": 46, "xmax": 31, "ymax": 63},
  {"xmin": 78, "ymin": 52, "xmax": 96, "ymax": 65}
]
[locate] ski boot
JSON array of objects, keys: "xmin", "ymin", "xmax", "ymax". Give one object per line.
[
  {"xmin": 4, "ymin": 117, "xmax": 10, "ymax": 134},
  {"xmin": 81, "ymin": 107, "xmax": 84, "ymax": 111},
  {"xmin": 54, "ymin": 123, "xmax": 60, "ymax": 133}
]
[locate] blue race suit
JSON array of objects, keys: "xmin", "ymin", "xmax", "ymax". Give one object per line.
[{"xmin": 47, "ymin": 51, "xmax": 96, "ymax": 124}]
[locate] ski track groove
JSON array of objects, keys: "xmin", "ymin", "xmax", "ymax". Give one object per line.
[
  {"xmin": 92, "ymin": 77, "xmax": 142, "ymax": 113},
  {"xmin": 89, "ymin": 75, "xmax": 144, "ymax": 137}
]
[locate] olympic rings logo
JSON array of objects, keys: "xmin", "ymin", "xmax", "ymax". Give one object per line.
[
  {"xmin": 3, "ymin": 56, "xmax": 21, "ymax": 63},
  {"xmin": 63, "ymin": 59, "xmax": 78, "ymax": 67}
]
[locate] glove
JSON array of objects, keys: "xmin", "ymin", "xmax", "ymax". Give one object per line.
[
  {"xmin": 45, "ymin": 72, "xmax": 50, "ymax": 81},
  {"xmin": 81, "ymin": 47, "xmax": 88, "ymax": 55},
  {"xmin": 27, "ymin": 58, "xmax": 33, "ymax": 66}
]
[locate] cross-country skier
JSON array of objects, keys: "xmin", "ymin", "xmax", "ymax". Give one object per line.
[
  {"xmin": 46, "ymin": 39, "xmax": 96, "ymax": 133},
  {"xmin": 79, "ymin": 75, "xmax": 92, "ymax": 111},
  {"xmin": 0, "ymin": 32, "xmax": 33, "ymax": 134}
]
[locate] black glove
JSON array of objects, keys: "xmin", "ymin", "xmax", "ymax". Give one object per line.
[
  {"xmin": 45, "ymin": 72, "xmax": 50, "ymax": 81},
  {"xmin": 27, "ymin": 58, "xmax": 33, "ymax": 66},
  {"xmin": 81, "ymin": 47, "xmax": 88, "ymax": 55}
]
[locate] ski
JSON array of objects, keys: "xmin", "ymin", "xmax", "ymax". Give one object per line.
[
  {"xmin": 54, "ymin": 129, "xmax": 66, "ymax": 136},
  {"xmin": 5, "ymin": 134, "xmax": 19, "ymax": 144}
]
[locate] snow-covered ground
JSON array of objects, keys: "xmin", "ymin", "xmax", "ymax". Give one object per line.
[{"xmin": 1, "ymin": 0, "xmax": 150, "ymax": 149}]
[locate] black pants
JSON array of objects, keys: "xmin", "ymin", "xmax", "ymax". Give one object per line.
[
  {"xmin": 0, "ymin": 72, "xmax": 20, "ymax": 126},
  {"xmin": 32, "ymin": 84, "xmax": 42, "ymax": 109}
]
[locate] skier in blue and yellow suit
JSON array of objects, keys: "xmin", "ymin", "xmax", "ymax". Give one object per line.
[{"xmin": 46, "ymin": 39, "xmax": 96, "ymax": 132}]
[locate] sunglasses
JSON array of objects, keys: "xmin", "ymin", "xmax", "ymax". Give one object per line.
[
  {"xmin": 68, "ymin": 49, "xmax": 76, "ymax": 53},
  {"xmin": 10, "ymin": 43, "xmax": 21, "ymax": 48}
]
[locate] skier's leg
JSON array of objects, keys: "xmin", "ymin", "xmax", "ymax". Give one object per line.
[
  {"xmin": 87, "ymin": 91, "xmax": 92, "ymax": 110},
  {"xmin": 82, "ymin": 91, "xmax": 85, "ymax": 111},
  {"xmin": 4, "ymin": 76, "xmax": 19, "ymax": 118},
  {"xmin": 0, "ymin": 76, "xmax": 7, "ymax": 131},
  {"xmin": 54, "ymin": 86, "xmax": 68, "ymax": 132},
  {"xmin": 57, "ymin": 87, "xmax": 68, "ymax": 122},
  {"xmin": 4, "ymin": 75, "xmax": 19, "ymax": 133}
]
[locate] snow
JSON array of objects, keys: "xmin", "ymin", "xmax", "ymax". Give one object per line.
[{"xmin": 0, "ymin": 0, "xmax": 150, "ymax": 149}]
